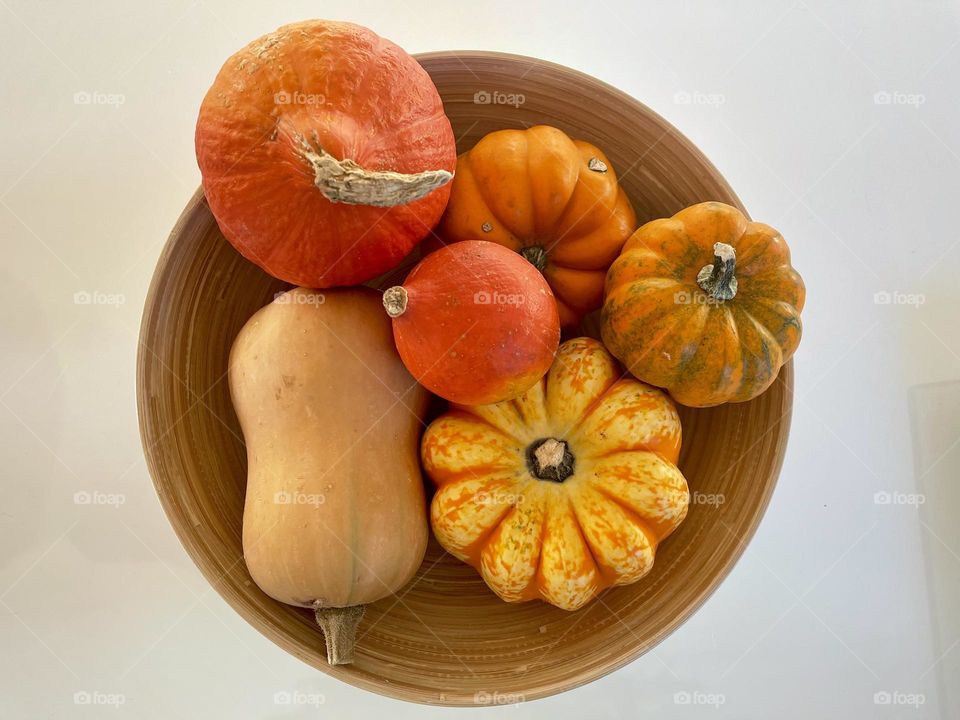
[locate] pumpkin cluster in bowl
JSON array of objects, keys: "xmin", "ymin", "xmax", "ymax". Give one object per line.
[{"xmin": 198, "ymin": 19, "xmax": 806, "ymax": 666}]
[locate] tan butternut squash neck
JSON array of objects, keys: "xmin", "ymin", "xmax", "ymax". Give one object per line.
[
  {"xmin": 314, "ymin": 604, "xmax": 365, "ymax": 665},
  {"xmin": 296, "ymin": 136, "xmax": 452, "ymax": 208}
]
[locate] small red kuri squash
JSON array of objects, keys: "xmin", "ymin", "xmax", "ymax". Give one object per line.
[
  {"xmin": 383, "ymin": 241, "xmax": 561, "ymax": 405},
  {"xmin": 196, "ymin": 20, "xmax": 456, "ymax": 288}
]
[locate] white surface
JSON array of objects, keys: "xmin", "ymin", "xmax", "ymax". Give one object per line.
[
  {"xmin": 1, "ymin": 1, "xmax": 958, "ymax": 718},
  {"xmin": 912, "ymin": 381, "xmax": 960, "ymax": 717}
]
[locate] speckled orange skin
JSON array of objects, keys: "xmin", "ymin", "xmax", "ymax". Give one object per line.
[
  {"xmin": 390, "ymin": 241, "xmax": 560, "ymax": 406},
  {"xmin": 436, "ymin": 126, "xmax": 636, "ymax": 327},
  {"xmin": 422, "ymin": 337, "xmax": 689, "ymax": 611},
  {"xmin": 602, "ymin": 202, "xmax": 805, "ymax": 408},
  {"xmin": 196, "ymin": 20, "xmax": 456, "ymax": 288}
]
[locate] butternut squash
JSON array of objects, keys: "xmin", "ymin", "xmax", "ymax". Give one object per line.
[{"xmin": 229, "ymin": 287, "xmax": 429, "ymax": 664}]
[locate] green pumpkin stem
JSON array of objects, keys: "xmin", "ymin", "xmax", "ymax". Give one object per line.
[
  {"xmin": 519, "ymin": 245, "xmax": 549, "ymax": 273},
  {"xmin": 697, "ymin": 242, "xmax": 738, "ymax": 301}
]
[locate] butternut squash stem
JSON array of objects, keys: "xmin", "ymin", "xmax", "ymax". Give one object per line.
[
  {"xmin": 696, "ymin": 242, "xmax": 738, "ymax": 301},
  {"xmin": 314, "ymin": 604, "xmax": 365, "ymax": 665},
  {"xmin": 297, "ymin": 137, "xmax": 453, "ymax": 208},
  {"xmin": 382, "ymin": 286, "xmax": 408, "ymax": 318}
]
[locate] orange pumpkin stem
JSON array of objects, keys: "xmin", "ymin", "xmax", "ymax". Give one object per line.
[
  {"xmin": 696, "ymin": 242, "xmax": 738, "ymax": 301},
  {"xmin": 314, "ymin": 603, "xmax": 365, "ymax": 665},
  {"xmin": 382, "ymin": 286, "xmax": 409, "ymax": 318},
  {"xmin": 297, "ymin": 136, "xmax": 453, "ymax": 208}
]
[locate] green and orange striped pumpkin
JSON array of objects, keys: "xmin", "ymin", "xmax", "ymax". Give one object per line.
[{"xmin": 601, "ymin": 202, "xmax": 805, "ymax": 407}]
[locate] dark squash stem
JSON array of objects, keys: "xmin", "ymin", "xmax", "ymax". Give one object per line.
[
  {"xmin": 519, "ymin": 245, "xmax": 549, "ymax": 273},
  {"xmin": 526, "ymin": 438, "xmax": 575, "ymax": 482},
  {"xmin": 696, "ymin": 242, "xmax": 738, "ymax": 301}
]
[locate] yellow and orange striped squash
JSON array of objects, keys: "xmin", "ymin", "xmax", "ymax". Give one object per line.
[{"xmin": 421, "ymin": 337, "xmax": 689, "ymax": 611}]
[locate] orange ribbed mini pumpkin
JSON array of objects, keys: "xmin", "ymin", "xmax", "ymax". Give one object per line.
[
  {"xmin": 421, "ymin": 337, "xmax": 689, "ymax": 611},
  {"xmin": 436, "ymin": 126, "xmax": 636, "ymax": 327}
]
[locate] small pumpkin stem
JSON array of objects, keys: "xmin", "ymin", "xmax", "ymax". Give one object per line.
[
  {"xmin": 314, "ymin": 604, "xmax": 365, "ymax": 666},
  {"xmin": 382, "ymin": 286, "xmax": 408, "ymax": 318},
  {"xmin": 519, "ymin": 245, "xmax": 548, "ymax": 273},
  {"xmin": 587, "ymin": 156, "xmax": 608, "ymax": 173},
  {"xmin": 527, "ymin": 438, "xmax": 575, "ymax": 482},
  {"xmin": 297, "ymin": 136, "xmax": 452, "ymax": 208},
  {"xmin": 696, "ymin": 242, "xmax": 738, "ymax": 301}
]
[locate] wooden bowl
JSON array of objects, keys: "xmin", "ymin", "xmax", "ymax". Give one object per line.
[{"xmin": 137, "ymin": 51, "xmax": 792, "ymax": 705}]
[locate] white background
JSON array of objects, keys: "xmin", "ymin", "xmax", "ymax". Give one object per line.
[{"xmin": 2, "ymin": 1, "xmax": 958, "ymax": 718}]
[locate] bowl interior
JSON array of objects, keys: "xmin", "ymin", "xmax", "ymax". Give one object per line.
[{"xmin": 137, "ymin": 51, "xmax": 792, "ymax": 705}]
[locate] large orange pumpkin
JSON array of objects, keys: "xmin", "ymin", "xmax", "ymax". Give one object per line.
[
  {"xmin": 421, "ymin": 337, "xmax": 689, "ymax": 611},
  {"xmin": 436, "ymin": 126, "xmax": 636, "ymax": 327},
  {"xmin": 196, "ymin": 20, "xmax": 456, "ymax": 288},
  {"xmin": 602, "ymin": 202, "xmax": 805, "ymax": 407}
]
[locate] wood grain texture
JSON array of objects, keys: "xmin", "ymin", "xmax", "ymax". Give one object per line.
[{"xmin": 137, "ymin": 51, "xmax": 793, "ymax": 706}]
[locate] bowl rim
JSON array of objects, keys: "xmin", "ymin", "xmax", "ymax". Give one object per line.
[{"xmin": 137, "ymin": 49, "xmax": 792, "ymax": 705}]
